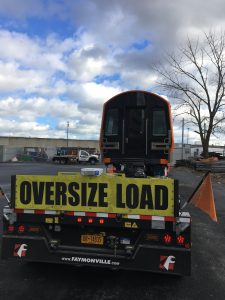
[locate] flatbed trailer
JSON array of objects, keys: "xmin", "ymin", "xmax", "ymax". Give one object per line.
[{"xmin": 1, "ymin": 171, "xmax": 191, "ymax": 276}]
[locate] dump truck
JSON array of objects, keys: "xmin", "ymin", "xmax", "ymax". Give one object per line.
[{"xmin": 1, "ymin": 91, "xmax": 191, "ymax": 276}]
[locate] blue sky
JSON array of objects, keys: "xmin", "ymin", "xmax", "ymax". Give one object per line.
[{"xmin": 0, "ymin": 0, "xmax": 224, "ymax": 144}]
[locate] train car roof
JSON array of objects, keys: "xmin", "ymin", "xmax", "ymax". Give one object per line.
[{"xmin": 103, "ymin": 90, "xmax": 171, "ymax": 107}]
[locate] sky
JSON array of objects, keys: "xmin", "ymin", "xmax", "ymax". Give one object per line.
[{"xmin": 0, "ymin": 0, "xmax": 225, "ymax": 145}]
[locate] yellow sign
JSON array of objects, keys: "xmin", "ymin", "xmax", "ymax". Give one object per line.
[
  {"xmin": 14, "ymin": 174, "xmax": 175, "ymax": 216},
  {"xmin": 125, "ymin": 222, "xmax": 132, "ymax": 228},
  {"xmin": 124, "ymin": 222, "xmax": 138, "ymax": 228}
]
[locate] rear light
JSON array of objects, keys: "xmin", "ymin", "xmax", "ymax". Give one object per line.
[
  {"xmin": 103, "ymin": 157, "xmax": 111, "ymax": 164},
  {"xmin": 185, "ymin": 243, "xmax": 191, "ymax": 249},
  {"xmin": 163, "ymin": 234, "xmax": 172, "ymax": 244},
  {"xmin": 8, "ymin": 225, "xmax": 14, "ymax": 233},
  {"xmin": 77, "ymin": 217, "xmax": 82, "ymax": 223},
  {"xmin": 99, "ymin": 219, "xmax": 104, "ymax": 224},
  {"xmin": 88, "ymin": 218, "xmax": 93, "ymax": 224},
  {"xmin": 160, "ymin": 159, "xmax": 168, "ymax": 165},
  {"xmin": 177, "ymin": 235, "xmax": 185, "ymax": 245},
  {"xmin": 18, "ymin": 225, "xmax": 25, "ymax": 233}
]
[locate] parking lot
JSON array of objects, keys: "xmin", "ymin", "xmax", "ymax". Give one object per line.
[{"xmin": 0, "ymin": 163, "xmax": 225, "ymax": 300}]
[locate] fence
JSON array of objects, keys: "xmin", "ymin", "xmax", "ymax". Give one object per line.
[{"xmin": 175, "ymin": 159, "xmax": 225, "ymax": 173}]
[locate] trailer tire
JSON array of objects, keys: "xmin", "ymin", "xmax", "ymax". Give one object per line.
[{"xmin": 61, "ymin": 158, "xmax": 68, "ymax": 164}]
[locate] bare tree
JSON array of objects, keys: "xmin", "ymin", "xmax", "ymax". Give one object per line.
[{"xmin": 155, "ymin": 31, "xmax": 225, "ymax": 157}]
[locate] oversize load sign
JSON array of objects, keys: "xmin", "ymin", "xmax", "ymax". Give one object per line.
[{"xmin": 14, "ymin": 175, "xmax": 175, "ymax": 216}]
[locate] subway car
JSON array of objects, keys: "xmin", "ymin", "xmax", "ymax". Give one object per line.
[{"xmin": 100, "ymin": 90, "xmax": 174, "ymax": 177}]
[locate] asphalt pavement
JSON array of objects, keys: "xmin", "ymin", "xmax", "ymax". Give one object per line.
[{"xmin": 0, "ymin": 162, "xmax": 225, "ymax": 300}]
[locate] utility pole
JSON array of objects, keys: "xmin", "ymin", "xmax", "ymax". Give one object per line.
[
  {"xmin": 187, "ymin": 127, "xmax": 190, "ymax": 144},
  {"xmin": 181, "ymin": 118, "xmax": 184, "ymax": 160},
  {"xmin": 67, "ymin": 121, "xmax": 69, "ymax": 147}
]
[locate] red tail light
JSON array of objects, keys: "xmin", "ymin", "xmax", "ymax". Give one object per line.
[
  {"xmin": 88, "ymin": 218, "xmax": 93, "ymax": 224},
  {"xmin": 177, "ymin": 235, "xmax": 185, "ymax": 245},
  {"xmin": 163, "ymin": 234, "xmax": 172, "ymax": 244},
  {"xmin": 18, "ymin": 225, "xmax": 25, "ymax": 233},
  {"xmin": 77, "ymin": 217, "xmax": 82, "ymax": 223},
  {"xmin": 8, "ymin": 225, "xmax": 14, "ymax": 233},
  {"xmin": 185, "ymin": 243, "xmax": 191, "ymax": 249},
  {"xmin": 99, "ymin": 219, "xmax": 104, "ymax": 224}
]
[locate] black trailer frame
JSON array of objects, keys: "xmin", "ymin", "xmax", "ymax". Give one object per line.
[{"xmin": 2, "ymin": 207, "xmax": 191, "ymax": 276}]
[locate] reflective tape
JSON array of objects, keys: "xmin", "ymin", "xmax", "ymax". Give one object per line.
[{"xmin": 4, "ymin": 208, "xmax": 191, "ymax": 225}]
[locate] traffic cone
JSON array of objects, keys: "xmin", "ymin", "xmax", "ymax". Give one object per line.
[
  {"xmin": 0, "ymin": 186, "xmax": 4, "ymax": 198},
  {"xmin": 190, "ymin": 172, "xmax": 217, "ymax": 222}
]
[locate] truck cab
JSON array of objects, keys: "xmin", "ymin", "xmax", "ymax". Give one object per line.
[{"xmin": 78, "ymin": 150, "xmax": 99, "ymax": 165}]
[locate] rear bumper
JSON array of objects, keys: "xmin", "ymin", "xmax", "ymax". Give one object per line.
[{"xmin": 2, "ymin": 235, "xmax": 191, "ymax": 276}]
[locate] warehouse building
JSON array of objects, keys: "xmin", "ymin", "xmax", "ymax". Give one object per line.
[{"xmin": 0, "ymin": 136, "xmax": 99, "ymax": 162}]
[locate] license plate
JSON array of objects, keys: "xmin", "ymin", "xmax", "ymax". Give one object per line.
[{"xmin": 81, "ymin": 234, "xmax": 104, "ymax": 245}]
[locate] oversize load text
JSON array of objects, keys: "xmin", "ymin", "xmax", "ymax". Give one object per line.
[{"xmin": 18, "ymin": 181, "xmax": 170, "ymax": 210}]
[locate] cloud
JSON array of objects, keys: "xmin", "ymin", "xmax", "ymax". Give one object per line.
[
  {"xmin": 67, "ymin": 45, "xmax": 108, "ymax": 81},
  {"xmin": 0, "ymin": 96, "xmax": 82, "ymax": 120},
  {"xmin": 0, "ymin": 117, "xmax": 50, "ymax": 137},
  {"xmin": 0, "ymin": 96, "xmax": 102, "ymax": 139},
  {"xmin": 0, "ymin": 1, "xmax": 224, "ymax": 144},
  {"xmin": 75, "ymin": 82, "xmax": 122, "ymax": 109},
  {"xmin": 0, "ymin": 30, "xmax": 71, "ymax": 71},
  {"xmin": 0, "ymin": 61, "xmax": 48, "ymax": 93},
  {"xmin": 0, "ymin": 30, "xmax": 76, "ymax": 96}
]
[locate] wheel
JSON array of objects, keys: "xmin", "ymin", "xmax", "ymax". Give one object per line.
[
  {"xmin": 62, "ymin": 158, "xmax": 67, "ymax": 164},
  {"xmin": 89, "ymin": 158, "xmax": 96, "ymax": 165}
]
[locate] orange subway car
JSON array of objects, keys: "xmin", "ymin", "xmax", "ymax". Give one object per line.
[{"xmin": 100, "ymin": 90, "xmax": 174, "ymax": 177}]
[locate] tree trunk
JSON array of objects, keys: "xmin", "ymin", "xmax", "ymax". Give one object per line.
[{"xmin": 202, "ymin": 138, "xmax": 209, "ymax": 158}]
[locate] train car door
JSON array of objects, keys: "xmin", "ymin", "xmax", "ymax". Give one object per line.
[{"xmin": 124, "ymin": 107, "xmax": 146, "ymax": 157}]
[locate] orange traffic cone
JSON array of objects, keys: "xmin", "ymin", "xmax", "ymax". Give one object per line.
[
  {"xmin": 0, "ymin": 187, "xmax": 4, "ymax": 198},
  {"xmin": 190, "ymin": 172, "xmax": 217, "ymax": 222}
]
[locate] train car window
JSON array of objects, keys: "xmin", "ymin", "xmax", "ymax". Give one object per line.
[
  {"xmin": 128, "ymin": 108, "xmax": 144, "ymax": 137},
  {"xmin": 104, "ymin": 109, "xmax": 118, "ymax": 135},
  {"xmin": 152, "ymin": 110, "xmax": 167, "ymax": 136}
]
